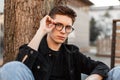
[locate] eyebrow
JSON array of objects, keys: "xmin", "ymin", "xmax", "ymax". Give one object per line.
[{"xmin": 55, "ymin": 22, "xmax": 72, "ymax": 27}]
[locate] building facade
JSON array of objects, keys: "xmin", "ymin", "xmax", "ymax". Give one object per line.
[{"xmin": 67, "ymin": 0, "xmax": 93, "ymax": 52}]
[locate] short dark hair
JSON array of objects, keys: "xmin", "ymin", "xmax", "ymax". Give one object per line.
[{"xmin": 49, "ymin": 6, "xmax": 77, "ymax": 24}]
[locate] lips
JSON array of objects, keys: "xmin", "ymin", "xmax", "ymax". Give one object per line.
[{"xmin": 57, "ymin": 36, "xmax": 66, "ymax": 40}]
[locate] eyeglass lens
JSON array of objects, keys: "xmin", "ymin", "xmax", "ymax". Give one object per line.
[{"xmin": 54, "ymin": 23, "xmax": 74, "ymax": 33}]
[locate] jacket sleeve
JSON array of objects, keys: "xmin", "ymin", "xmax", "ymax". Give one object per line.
[
  {"xmin": 16, "ymin": 44, "xmax": 39, "ymax": 69},
  {"xmin": 72, "ymin": 46, "xmax": 109, "ymax": 79}
]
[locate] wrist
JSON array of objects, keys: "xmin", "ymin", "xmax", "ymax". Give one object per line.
[
  {"xmin": 36, "ymin": 28, "xmax": 47, "ymax": 36},
  {"xmin": 85, "ymin": 74, "xmax": 103, "ymax": 80}
]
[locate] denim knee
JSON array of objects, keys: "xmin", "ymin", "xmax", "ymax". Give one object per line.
[
  {"xmin": 0, "ymin": 61, "xmax": 34, "ymax": 80},
  {"xmin": 107, "ymin": 66, "xmax": 120, "ymax": 80}
]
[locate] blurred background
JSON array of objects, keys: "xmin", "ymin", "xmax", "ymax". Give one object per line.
[{"xmin": 0, "ymin": 0, "xmax": 120, "ymax": 68}]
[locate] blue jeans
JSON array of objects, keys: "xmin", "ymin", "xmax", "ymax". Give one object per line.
[
  {"xmin": 0, "ymin": 61, "xmax": 120, "ymax": 80},
  {"xmin": 0, "ymin": 61, "xmax": 34, "ymax": 80},
  {"xmin": 106, "ymin": 66, "xmax": 120, "ymax": 80}
]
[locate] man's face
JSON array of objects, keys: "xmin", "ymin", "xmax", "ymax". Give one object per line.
[{"xmin": 48, "ymin": 14, "xmax": 73, "ymax": 44}]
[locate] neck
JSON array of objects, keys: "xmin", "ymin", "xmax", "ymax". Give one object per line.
[{"xmin": 47, "ymin": 35, "xmax": 61, "ymax": 51}]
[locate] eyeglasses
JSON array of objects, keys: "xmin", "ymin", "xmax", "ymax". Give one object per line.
[{"xmin": 54, "ymin": 23, "xmax": 74, "ymax": 33}]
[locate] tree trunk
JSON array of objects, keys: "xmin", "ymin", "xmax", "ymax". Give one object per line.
[{"xmin": 4, "ymin": 0, "xmax": 67, "ymax": 64}]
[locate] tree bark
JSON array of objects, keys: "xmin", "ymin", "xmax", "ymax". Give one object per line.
[{"xmin": 4, "ymin": 0, "xmax": 67, "ymax": 64}]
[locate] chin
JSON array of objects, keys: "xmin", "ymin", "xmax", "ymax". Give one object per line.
[{"xmin": 55, "ymin": 40, "xmax": 65, "ymax": 44}]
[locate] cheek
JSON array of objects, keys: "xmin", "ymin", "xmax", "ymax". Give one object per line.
[
  {"xmin": 49, "ymin": 28, "xmax": 57, "ymax": 37},
  {"xmin": 51, "ymin": 28, "xmax": 59, "ymax": 34}
]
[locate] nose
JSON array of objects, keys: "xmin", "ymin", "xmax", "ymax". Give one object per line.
[{"xmin": 60, "ymin": 27, "xmax": 66, "ymax": 33}]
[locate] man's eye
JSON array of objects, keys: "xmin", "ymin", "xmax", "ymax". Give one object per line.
[{"xmin": 66, "ymin": 26, "xmax": 72, "ymax": 29}]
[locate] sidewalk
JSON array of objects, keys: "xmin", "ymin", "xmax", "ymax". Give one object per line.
[{"xmin": 85, "ymin": 47, "xmax": 111, "ymax": 67}]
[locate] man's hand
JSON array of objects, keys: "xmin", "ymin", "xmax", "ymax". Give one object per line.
[
  {"xmin": 85, "ymin": 74, "xmax": 103, "ymax": 80},
  {"xmin": 38, "ymin": 15, "xmax": 56, "ymax": 35},
  {"xmin": 28, "ymin": 15, "xmax": 56, "ymax": 50}
]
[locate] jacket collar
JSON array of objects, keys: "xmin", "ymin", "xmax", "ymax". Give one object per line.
[
  {"xmin": 38, "ymin": 35, "xmax": 71, "ymax": 55},
  {"xmin": 38, "ymin": 35, "xmax": 49, "ymax": 55}
]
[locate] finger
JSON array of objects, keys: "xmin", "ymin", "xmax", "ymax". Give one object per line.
[
  {"xmin": 48, "ymin": 23, "xmax": 55, "ymax": 28},
  {"xmin": 46, "ymin": 16, "xmax": 56, "ymax": 24}
]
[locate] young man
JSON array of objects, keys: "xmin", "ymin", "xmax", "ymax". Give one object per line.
[{"xmin": 0, "ymin": 6, "xmax": 109, "ymax": 80}]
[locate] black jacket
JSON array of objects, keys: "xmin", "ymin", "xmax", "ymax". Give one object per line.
[{"xmin": 16, "ymin": 36, "xmax": 109, "ymax": 80}]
